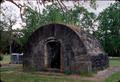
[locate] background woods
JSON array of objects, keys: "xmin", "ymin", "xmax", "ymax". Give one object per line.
[{"xmin": 0, "ymin": 0, "xmax": 120, "ymax": 57}]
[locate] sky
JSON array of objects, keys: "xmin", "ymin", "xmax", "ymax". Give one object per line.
[{"xmin": 1, "ymin": 1, "xmax": 115, "ymax": 29}]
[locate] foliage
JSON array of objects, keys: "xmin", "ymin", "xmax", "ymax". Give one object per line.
[
  {"xmin": 0, "ymin": 28, "xmax": 22, "ymax": 53},
  {"xmin": 1, "ymin": 1, "xmax": 97, "ymax": 53},
  {"xmin": 0, "ymin": 20, "xmax": 11, "ymax": 53},
  {"xmin": 20, "ymin": 3, "xmax": 96, "ymax": 46},
  {"xmin": 96, "ymin": 2, "xmax": 120, "ymax": 56},
  {"xmin": 1, "ymin": 0, "xmax": 96, "ymax": 22},
  {"xmin": 0, "ymin": 31, "xmax": 10, "ymax": 53},
  {"xmin": 0, "ymin": 5, "xmax": 21, "ymax": 54},
  {"xmin": 0, "ymin": 55, "xmax": 10, "ymax": 64},
  {"xmin": 0, "ymin": 55, "xmax": 3, "ymax": 61}
]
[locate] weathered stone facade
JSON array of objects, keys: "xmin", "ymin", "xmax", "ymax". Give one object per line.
[{"xmin": 23, "ymin": 23, "xmax": 109, "ymax": 72}]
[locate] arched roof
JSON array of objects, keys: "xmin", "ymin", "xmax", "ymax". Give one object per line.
[
  {"xmin": 26, "ymin": 23, "xmax": 104, "ymax": 56},
  {"xmin": 65, "ymin": 24, "xmax": 104, "ymax": 56},
  {"xmin": 23, "ymin": 23, "xmax": 108, "ymax": 72}
]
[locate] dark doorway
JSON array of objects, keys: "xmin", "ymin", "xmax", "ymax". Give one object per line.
[{"xmin": 47, "ymin": 41, "xmax": 61, "ymax": 69}]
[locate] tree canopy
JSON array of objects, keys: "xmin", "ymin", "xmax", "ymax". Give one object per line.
[
  {"xmin": 96, "ymin": 2, "xmax": 120, "ymax": 56},
  {"xmin": 20, "ymin": 3, "xmax": 96, "ymax": 46}
]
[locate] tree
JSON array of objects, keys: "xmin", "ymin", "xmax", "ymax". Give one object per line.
[
  {"xmin": 0, "ymin": 21, "xmax": 22, "ymax": 54},
  {"xmin": 0, "ymin": 5, "xmax": 18, "ymax": 54},
  {"xmin": 20, "ymin": 2, "xmax": 96, "ymax": 47},
  {"xmin": 0, "ymin": 0, "xmax": 97, "ymax": 53},
  {"xmin": 0, "ymin": 21, "xmax": 8, "ymax": 53},
  {"xmin": 0, "ymin": 0, "xmax": 96, "ymax": 22},
  {"xmin": 96, "ymin": 2, "xmax": 120, "ymax": 57}
]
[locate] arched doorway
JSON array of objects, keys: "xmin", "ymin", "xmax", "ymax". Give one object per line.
[{"xmin": 46, "ymin": 41, "xmax": 61, "ymax": 69}]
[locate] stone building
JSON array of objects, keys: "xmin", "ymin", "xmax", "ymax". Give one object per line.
[{"xmin": 23, "ymin": 23, "xmax": 108, "ymax": 72}]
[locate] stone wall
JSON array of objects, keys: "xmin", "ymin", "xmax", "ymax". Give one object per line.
[
  {"xmin": 23, "ymin": 23, "xmax": 109, "ymax": 73},
  {"xmin": 91, "ymin": 53, "xmax": 109, "ymax": 71}
]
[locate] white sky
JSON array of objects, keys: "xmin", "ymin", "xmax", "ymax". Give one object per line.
[{"xmin": 1, "ymin": 1, "xmax": 115, "ymax": 29}]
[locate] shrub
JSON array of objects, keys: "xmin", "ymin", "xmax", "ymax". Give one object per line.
[{"xmin": 0, "ymin": 55, "xmax": 3, "ymax": 61}]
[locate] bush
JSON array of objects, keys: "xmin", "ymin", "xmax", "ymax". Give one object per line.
[{"xmin": 0, "ymin": 55, "xmax": 3, "ymax": 61}]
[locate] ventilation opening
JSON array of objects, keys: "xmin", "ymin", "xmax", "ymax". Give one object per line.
[{"xmin": 47, "ymin": 41, "xmax": 61, "ymax": 69}]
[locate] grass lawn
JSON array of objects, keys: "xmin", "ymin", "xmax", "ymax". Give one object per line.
[
  {"xmin": 0, "ymin": 55, "xmax": 120, "ymax": 82},
  {"xmin": 1, "ymin": 66, "xmax": 120, "ymax": 82},
  {"xmin": 1, "ymin": 65, "xmax": 92, "ymax": 82},
  {"xmin": 1, "ymin": 72, "xmax": 92, "ymax": 82},
  {"xmin": 104, "ymin": 72, "xmax": 120, "ymax": 82},
  {"xmin": 109, "ymin": 57, "xmax": 120, "ymax": 67}
]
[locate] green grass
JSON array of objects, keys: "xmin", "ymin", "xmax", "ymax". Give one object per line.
[
  {"xmin": 1, "ymin": 55, "xmax": 120, "ymax": 82},
  {"xmin": 109, "ymin": 58, "xmax": 120, "ymax": 67},
  {"xmin": 1, "ymin": 72, "xmax": 92, "ymax": 82},
  {"xmin": 0, "ymin": 64, "xmax": 22, "ymax": 72},
  {"xmin": 0, "ymin": 55, "xmax": 10, "ymax": 64},
  {"xmin": 104, "ymin": 72, "xmax": 120, "ymax": 82},
  {"xmin": 0, "ymin": 65, "xmax": 93, "ymax": 82},
  {"xmin": 1, "ymin": 69, "xmax": 120, "ymax": 82},
  {"xmin": 0, "ymin": 65, "xmax": 91, "ymax": 82}
]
